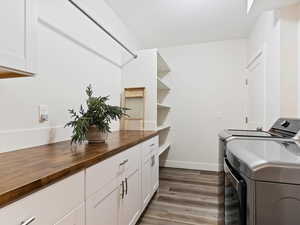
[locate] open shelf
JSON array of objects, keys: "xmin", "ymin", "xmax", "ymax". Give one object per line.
[
  {"xmin": 157, "ymin": 124, "xmax": 171, "ymax": 132},
  {"xmin": 157, "ymin": 77, "xmax": 170, "ymax": 90},
  {"xmin": 157, "ymin": 103, "xmax": 171, "ymax": 109},
  {"xmin": 157, "ymin": 53, "xmax": 170, "ymax": 77},
  {"xmin": 157, "ymin": 53, "xmax": 171, "ymax": 159},
  {"xmin": 159, "ymin": 143, "xmax": 171, "ymax": 155}
]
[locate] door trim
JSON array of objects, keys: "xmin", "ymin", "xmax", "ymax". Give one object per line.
[
  {"xmin": 245, "ymin": 46, "xmax": 267, "ymax": 130},
  {"xmin": 246, "ymin": 49, "xmax": 263, "ymax": 69}
]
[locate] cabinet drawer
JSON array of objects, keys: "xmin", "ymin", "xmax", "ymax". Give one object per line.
[
  {"xmin": 123, "ymin": 145, "xmax": 141, "ymax": 177},
  {"xmin": 142, "ymin": 136, "xmax": 158, "ymax": 159},
  {"xmin": 0, "ymin": 171, "xmax": 85, "ymax": 225},
  {"xmin": 86, "ymin": 145, "xmax": 141, "ymax": 198},
  {"xmin": 86, "ymin": 152, "xmax": 124, "ymax": 198}
]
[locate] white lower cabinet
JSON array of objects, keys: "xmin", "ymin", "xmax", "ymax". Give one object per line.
[
  {"xmin": 86, "ymin": 136, "xmax": 159, "ymax": 225},
  {"xmin": 0, "ymin": 136, "xmax": 159, "ymax": 225},
  {"xmin": 0, "ymin": 171, "xmax": 85, "ymax": 225},
  {"xmin": 86, "ymin": 170, "xmax": 141, "ymax": 225},
  {"xmin": 141, "ymin": 136, "xmax": 159, "ymax": 210},
  {"xmin": 86, "ymin": 144, "xmax": 143, "ymax": 225}
]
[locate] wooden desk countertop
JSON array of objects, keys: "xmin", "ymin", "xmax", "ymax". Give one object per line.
[{"xmin": 0, "ymin": 130, "xmax": 158, "ymax": 208}]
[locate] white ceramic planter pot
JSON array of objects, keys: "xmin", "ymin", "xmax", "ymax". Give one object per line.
[{"xmin": 86, "ymin": 126, "xmax": 108, "ymax": 143}]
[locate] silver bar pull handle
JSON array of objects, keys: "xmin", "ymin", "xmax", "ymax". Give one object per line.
[
  {"xmin": 125, "ymin": 178, "xmax": 128, "ymax": 195},
  {"xmin": 119, "ymin": 159, "xmax": 128, "ymax": 166},
  {"xmin": 121, "ymin": 181, "xmax": 125, "ymax": 199},
  {"xmin": 21, "ymin": 217, "xmax": 36, "ymax": 225},
  {"xmin": 151, "ymin": 155, "xmax": 155, "ymax": 167}
]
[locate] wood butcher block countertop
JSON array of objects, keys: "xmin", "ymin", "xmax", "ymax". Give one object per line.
[{"xmin": 0, "ymin": 130, "xmax": 157, "ymax": 208}]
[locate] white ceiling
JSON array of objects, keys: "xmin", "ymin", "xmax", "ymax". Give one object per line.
[{"xmin": 104, "ymin": 0, "xmax": 257, "ymax": 48}]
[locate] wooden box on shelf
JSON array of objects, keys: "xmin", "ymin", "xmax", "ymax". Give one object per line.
[
  {"xmin": 122, "ymin": 87, "xmax": 146, "ymax": 130},
  {"xmin": 124, "ymin": 87, "xmax": 145, "ymax": 98}
]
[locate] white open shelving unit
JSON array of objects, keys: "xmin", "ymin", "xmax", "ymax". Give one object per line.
[
  {"xmin": 156, "ymin": 52, "xmax": 171, "ymax": 156},
  {"xmin": 122, "ymin": 49, "xmax": 172, "ymax": 162}
]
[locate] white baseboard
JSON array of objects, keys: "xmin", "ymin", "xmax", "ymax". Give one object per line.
[
  {"xmin": 160, "ymin": 159, "xmax": 222, "ymax": 172},
  {"xmin": 0, "ymin": 126, "xmax": 72, "ymax": 153}
]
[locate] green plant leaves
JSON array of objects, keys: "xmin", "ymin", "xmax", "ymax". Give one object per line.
[{"xmin": 65, "ymin": 85, "xmax": 128, "ymax": 144}]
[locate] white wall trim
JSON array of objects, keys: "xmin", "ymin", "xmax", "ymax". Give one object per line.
[
  {"xmin": 160, "ymin": 160, "xmax": 221, "ymax": 172},
  {"xmin": 0, "ymin": 126, "xmax": 71, "ymax": 153}
]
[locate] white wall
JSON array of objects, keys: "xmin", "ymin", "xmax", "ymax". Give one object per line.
[
  {"xmin": 159, "ymin": 40, "xmax": 247, "ymax": 171},
  {"xmin": 0, "ymin": 0, "xmax": 140, "ymax": 153},
  {"xmin": 264, "ymin": 23, "xmax": 281, "ymax": 128},
  {"xmin": 279, "ymin": 6, "xmax": 299, "ymax": 117}
]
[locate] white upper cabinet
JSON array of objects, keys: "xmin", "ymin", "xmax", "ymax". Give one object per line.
[
  {"xmin": 0, "ymin": 0, "xmax": 37, "ymax": 75},
  {"xmin": 247, "ymin": 0, "xmax": 300, "ymax": 14}
]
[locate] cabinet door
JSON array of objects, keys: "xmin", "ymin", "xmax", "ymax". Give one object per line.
[
  {"xmin": 86, "ymin": 179, "xmax": 121, "ymax": 225},
  {"xmin": 141, "ymin": 156, "xmax": 152, "ymax": 210},
  {"xmin": 54, "ymin": 205, "xmax": 84, "ymax": 225},
  {"xmin": 0, "ymin": 0, "xmax": 37, "ymax": 73},
  {"xmin": 121, "ymin": 170, "xmax": 141, "ymax": 225}
]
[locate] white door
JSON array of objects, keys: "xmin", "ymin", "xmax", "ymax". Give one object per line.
[
  {"xmin": 0, "ymin": 0, "xmax": 36, "ymax": 73},
  {"xmin": 246, "ymin": 50, "xmax": 266, "ymax": 130}
]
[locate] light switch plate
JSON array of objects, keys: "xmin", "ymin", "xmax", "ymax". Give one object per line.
[{"xmin": 39, "ymin": 105, "xmax": 49, "ymax": 122}]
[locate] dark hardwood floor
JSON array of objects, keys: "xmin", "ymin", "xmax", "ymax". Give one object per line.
[{"xmin": 138, "ymin": 167, "xmax": 224, "ymax": 225}]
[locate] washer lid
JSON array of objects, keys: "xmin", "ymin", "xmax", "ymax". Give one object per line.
[
  {"xmin": 227, "ymin": 139, "xmax": 300, "ymax": 184},
  {"xmin": 218, "ymin": 129, "xmax": 272, "ymax": 141}
]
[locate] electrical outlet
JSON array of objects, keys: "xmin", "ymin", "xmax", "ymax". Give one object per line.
[{"xmin": 39, "ymin": 105, "xmax": 49, "ymax": 122}]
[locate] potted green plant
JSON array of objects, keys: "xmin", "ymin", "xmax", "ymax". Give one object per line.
[{"xmin": 65, "ymin": 85, "xmax": 128, "ymax": 144}]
